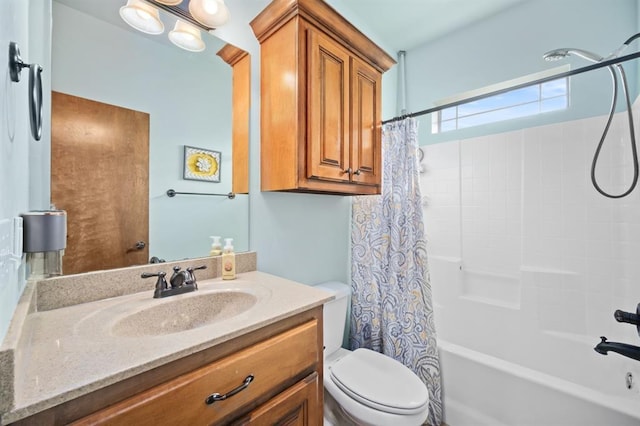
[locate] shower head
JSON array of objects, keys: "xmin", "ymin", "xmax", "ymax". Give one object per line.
[{"xmin": 542, "ymin": 48, "xmax": 604, "ymax": 64}]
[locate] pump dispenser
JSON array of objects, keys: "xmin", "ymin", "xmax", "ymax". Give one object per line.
[
  {"xmin": 209, "ymin": 236, "xmax": 222, "ymax": 256},
  {"xmin": 222, "ymin": 238, "xmax": 236, "ymax": 280}
]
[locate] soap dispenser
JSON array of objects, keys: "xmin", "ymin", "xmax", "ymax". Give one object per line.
[
  {"xmin": 209, "ymin": 236, "xmax": 222, "ymax": 256},
  {"xmin": 222, "ymin": 238, "xmax": 236, "ymax": 280}
]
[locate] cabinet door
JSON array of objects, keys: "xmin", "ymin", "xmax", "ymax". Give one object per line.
[
  {"xmin": 234, "ymin": 372, "xmax": 320, "ymax": 425},
  {"xmin": 307, "ymin": 29, "xmax": 351, "ymax": 183},
  {"xmin": 351, "ymin": 57, "xmax": 382, "ymax": 186}
]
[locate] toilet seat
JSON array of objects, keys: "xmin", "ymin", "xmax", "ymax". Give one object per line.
[{"xmin": 329, "ymin": 348, "xmax": 429, "ymax": 415}]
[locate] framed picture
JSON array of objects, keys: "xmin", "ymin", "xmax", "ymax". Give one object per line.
[{"xmin": 183, "ymin": 145, "xmax": 221, "ymax": 182}]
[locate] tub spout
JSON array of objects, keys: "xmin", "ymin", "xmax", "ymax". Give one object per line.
[{"xmin": 594, "ymin": 336, "xmax": 640, "ymax": 362}]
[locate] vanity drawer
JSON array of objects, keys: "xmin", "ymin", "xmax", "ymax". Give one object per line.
[{"xmin": 73, "ymin": 320, "xmax": 319, "ymax": 425}]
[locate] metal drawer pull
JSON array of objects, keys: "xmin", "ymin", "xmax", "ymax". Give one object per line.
[{"xmin": 205, "ymin": 374, "xmax": 254, "ymax": 405}]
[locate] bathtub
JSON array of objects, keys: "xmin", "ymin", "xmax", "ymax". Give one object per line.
[{"xmin": 439, "ymin": 340, "xmax": 640, "ymax": 426}]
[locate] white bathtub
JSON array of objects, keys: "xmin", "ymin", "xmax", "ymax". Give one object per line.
[{"xmin": 439, "ymin": 340, "xmax": 640, "ymax": 426}]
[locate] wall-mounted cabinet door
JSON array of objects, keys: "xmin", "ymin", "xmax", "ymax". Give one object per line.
[
  {"xmin": 307, "ymin": 29, "xmax": 351, "ymax": 183},
  {"xmin": 350, "ymin": 57, "xmax": 382, "ymax": 186}
]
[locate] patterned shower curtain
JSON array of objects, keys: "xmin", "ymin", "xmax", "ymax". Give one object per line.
[{"xmin": 350, "ymin": 118, "xmax": 442, "ymax": 426}]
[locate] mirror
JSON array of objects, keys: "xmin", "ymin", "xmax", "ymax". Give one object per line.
[{"xmin": 50, "ymin": 0, "xmax": 249, "ymax": 273}]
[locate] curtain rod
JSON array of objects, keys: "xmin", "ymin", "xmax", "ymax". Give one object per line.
[
  {"xmin": 382, "ymin": 50, "xmax": 640, "ymax": 125},
  {"xmin": 166, "ymin": 189, "xmax": 235, "ymax": 199}
]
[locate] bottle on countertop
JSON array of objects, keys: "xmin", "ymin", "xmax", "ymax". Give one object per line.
[
  {"xmin": 222, "ymin": 238, "xmax": 236, "ymax": 280},
  {"xmin": 209, "ymin": 236, "xmax": 222, "ymax": 256}
]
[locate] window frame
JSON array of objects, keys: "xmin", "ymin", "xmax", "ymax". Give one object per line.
[{"xmin": 431, "ymin": 65, "xmax": 570, "ymax": 134}]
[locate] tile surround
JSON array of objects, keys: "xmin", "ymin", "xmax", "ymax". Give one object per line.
[{"xmin": 423, "ymin": 106, "xmax": 640, "ymax": 389}]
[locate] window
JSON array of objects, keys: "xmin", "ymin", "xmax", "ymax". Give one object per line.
[{"xmin": 432, "ymin": 68, "xmax": 569, "ymax": 134}]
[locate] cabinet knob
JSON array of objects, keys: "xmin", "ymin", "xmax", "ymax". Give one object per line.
[
  {"xmin": 344, "ymin": 168, "xmax": 353, "ymax": 175},
  {"xmin": 353, "ymin": 169, "xmax": 361, "ymax": 176}
]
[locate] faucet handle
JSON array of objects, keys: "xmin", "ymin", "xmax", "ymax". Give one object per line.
[
  {"xmin": 186, "ymin": 265, "xmax": 207, "ymax": 287},
  {"xmin": 141, "ymin": 271, "xmax": 168, "ymax": 298},
  {"xmin": 141, "ymin": 271, "xmax": 166, "ymax": 282},
  {"xmin": 614, "ymin": 303, "xmax": 640, "ymax": 336}
]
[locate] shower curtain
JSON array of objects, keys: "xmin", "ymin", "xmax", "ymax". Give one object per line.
[{"xmin": 350, "ymin": 118, "xmax": 442, "ymax": 426}]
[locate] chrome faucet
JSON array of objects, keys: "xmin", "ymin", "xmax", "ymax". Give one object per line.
[{"xmin": 141, "ymin": 265, "xmax": 207, "ymax": 298}]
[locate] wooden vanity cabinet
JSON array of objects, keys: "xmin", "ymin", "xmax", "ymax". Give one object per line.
[
  {"xmin": 250, "ymin": 0, "xmax": 395, "ymax": 195},
  {"xmin": 12, "ymin": 307, "xmax": 323, "ymax": 426}
]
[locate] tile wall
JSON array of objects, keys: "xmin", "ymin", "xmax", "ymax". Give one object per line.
[{"xmin": 421, "ymin": 108, "xmax": 640, "ymax": 384}]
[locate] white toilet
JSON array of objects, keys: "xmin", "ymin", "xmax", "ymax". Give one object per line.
[{"xmin": 314, "ymin": 282, "xmax": 430, "ymax": 426}]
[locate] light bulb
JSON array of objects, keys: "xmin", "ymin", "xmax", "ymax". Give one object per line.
[
  {"xmin": 119, "ymin": 0, "xmax": 164, "ymax": 35},
  {"xmin": 203, "ymin": 0, "xmax": 219, "ymax": 15},
  {"xmin": 189, "ymin": 0, "xmax": 230, "ymax": 28},
  {"xmin": 135, "ymin": 8, "xmax": 153, "ymax": 21},
  {"xmin": 169, "ymin": 20, "xmax": 205, "ymax": 52}
]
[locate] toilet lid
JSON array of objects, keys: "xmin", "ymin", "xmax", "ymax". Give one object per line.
[{"xmin": 329, "ymin": 348, "xmax": 429, "ymax": 415}]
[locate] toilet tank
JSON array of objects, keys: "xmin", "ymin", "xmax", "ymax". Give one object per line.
[{"xmin": 313, "ymin": 281, "xmax": 350, "ymax": 356}]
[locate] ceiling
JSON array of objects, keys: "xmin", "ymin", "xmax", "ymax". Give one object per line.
[
  {"xmin": 53, "ymin": 0, "xmax": 227, "ymax": 52},
  {"xmin": 55, "ymin": 0, "xmax": 530, "ymax": 53},
  {"xmin": 340, "ymin": 0, "xmax": 530, "ymax": 51}
]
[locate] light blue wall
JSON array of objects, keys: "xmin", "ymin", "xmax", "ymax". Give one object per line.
[
  {"xmin": 404, "ymin": 0, "xmax": 639, "ymax": 145},
  {"xmin": 0, "ymin": 0, "xmax": 50, "ymax": 342},
  {"xmin": 28, "ymin": 1, "xmax": 52, "ymax": 211}
]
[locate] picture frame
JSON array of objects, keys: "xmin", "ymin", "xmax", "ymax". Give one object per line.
[{"xmin": 183, "ymin": 145, "xmax": 221, "ymax": 183}]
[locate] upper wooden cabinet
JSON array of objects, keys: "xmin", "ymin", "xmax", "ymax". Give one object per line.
[
  {"xmin": 217, "ymin": 44, "xmax": 250, "ymax": 195},
  {"xmin": 251, "ymin": 0, "xmax": 395, "ymax": 195}
]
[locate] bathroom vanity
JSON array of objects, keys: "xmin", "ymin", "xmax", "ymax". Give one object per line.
[
  {"xmin": 0, "ymin": 256, "xmax": 330, "ymax": 425},
  {"xmin": 70, "ymin": 310, "xmax": 322, "ymax": 425}
]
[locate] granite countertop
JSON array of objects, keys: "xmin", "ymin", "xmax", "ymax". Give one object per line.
[{"xmin": 0, "ymin": 270, "xmax": 331, "ymax": 424}]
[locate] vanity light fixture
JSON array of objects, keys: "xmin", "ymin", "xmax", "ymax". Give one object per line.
[
  {"xmin": 119, "ymin": 0, "xmax": 165, "ymax": 35},
  {"xmin": 188, "ymin": 0, "xmax": 230, "ymax": 29},
  {"xmin": 169, "ymin": 20, "xmax": 205, "ymax": 52},
  {"xmin": 153, "ymin": 0, "xmax": 182, "ymax": 5}
]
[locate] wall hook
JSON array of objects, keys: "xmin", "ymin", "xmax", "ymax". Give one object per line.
[{"xmin": 9, "ymin": 41, "xmax": 43, "ymax": 141}]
